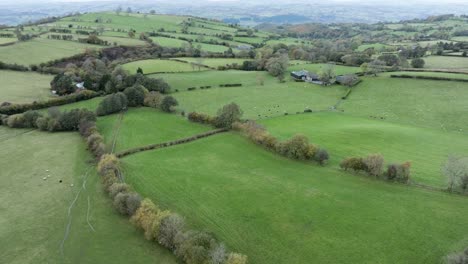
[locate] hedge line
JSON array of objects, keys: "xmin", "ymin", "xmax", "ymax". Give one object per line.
[
  {"xmin": 116, "ymin": 128, "xmax": 228, "ymax": 158},
  {"xmin": 390, "ymin": 74, "xmax": 468, "ymax": 82},
  {"xmin": 0, "ymin": 90, "xmax": 100, "ymax": 115}
]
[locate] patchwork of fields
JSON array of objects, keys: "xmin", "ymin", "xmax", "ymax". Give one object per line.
[{"xmin": 1, "ymin": 10, "xmax": 468, "ymax": 264}]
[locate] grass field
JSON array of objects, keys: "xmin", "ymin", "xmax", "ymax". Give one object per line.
[
  {"xmin": 167, "ymin": 70, "xmax": 346, "ymax": 119},
  {"xmin": 340, "ymin": 76, "xmax": 468, "ymax": 132},
  {"xmin": 122, "ymin": 59, "xmax": 209, "ymax": 74},
  {"xmin": 0, "ymin": 38, "xmax": 16, "ymax": 45},
  {"xmin": 423, "ymin": 56, "xmax": 468, "ymax": 70},
  {"xmin": 97, "ymin": 108, "xmax": 212, "ymax": 153},
  {"xmin": 0, "ymin": 38, "xmax": 101, "ymax": 65},
  {"xmin": 152, "ymin": 70, "xmax": 272, "ymax": 89},
  {"xmin": 0, "ymin": 127, "xmax": 176, "ymax": 264},
  {"xmin": 150, "ymin": 36, "xmax": 188, "ymax": 48},
  {"xmin": 452, "ymin": 36, "xmax": 468, "ymax": 42},
  {"xmin": 0, "ymin": 70, "xmax": 52, "ymax": 103},
  {"xmin": 121, "ymin": 132, "xmax": 468, "ymax": 264},
  {"xmin": 356, "ymin": 43, "xmax": 392, "ymax": 51},
  {"xmin": 170, "ymin": 58, "xmax": 250, "ymax": 68},
  {"xmin": 288, "ymin": 63, "xmax": 362, "ymax": 75},
  {"xmin": 260, "ymin": 112, "xmax": 468, "ymax": 187}
]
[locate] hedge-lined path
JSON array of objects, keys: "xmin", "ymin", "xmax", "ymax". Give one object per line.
[{"xmin": 115, "ymin": 128, "xmax": 228, "ymax": 158}]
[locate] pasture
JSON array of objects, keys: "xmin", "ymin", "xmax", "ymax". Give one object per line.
[
  {"xmin": 0, "ymin": 127, "xmax": 176, "ymax": 264},
  {"xmin": 169, "ymin": 71, "xmax": 346, "ymax": 119},
  {"xmin": 340, "ymin": 76, "xmax": 468, "ymax": 132},
  {"xmin": 260, "ymin": 112, "xmax": 468, "ymax": 187},
  {"xmin": 121, "ymin": 132, "xmax": 468, "ymax": 264},
  {"xmin": 423, "ymin": 56, "xmax": 468, "ymax": 70},
  {"xmin": 0, "ymin": 70, "xmax": 52, "ymax": 103},
  {"xmin": 97, "ymin": 108, "xmax": 212, "ymax": 153},
  {"xmin": 0, "ymin": 37, "xmax": 16, "ymax": 45},
  {"xmin": 0, "ymin": 38, "xmax": 101, "ymax": 65},
  {"xmin": 122, "ymin": 59, "xmax": 209, "ymax": 74},
  {"xmin": 171, "ymin": 57, "xmax": 250, "ymax": 68},
  {"xmin": 288, "ymin": 63, "xmax": 362, "ymax": 75}
]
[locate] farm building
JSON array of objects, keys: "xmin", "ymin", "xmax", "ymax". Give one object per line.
[{"xmin": 290, "ymin": 70, "xmax": 320, "ymax": 83}]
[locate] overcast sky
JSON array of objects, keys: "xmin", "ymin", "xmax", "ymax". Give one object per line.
[{"xmin": 1, "ymin": 0, "xmax": 467, "ymax": 3}]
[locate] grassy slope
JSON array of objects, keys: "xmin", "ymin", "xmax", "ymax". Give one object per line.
[
  {"xmin": 97, "ymin": 108, "xmax": 212, "ymax": 153},
  {"xmin": 0, "ymin": 127, "xmax": 176, "ymax": 264},
  {"xmin": 260, "ymin": 112, "xmax": 468, "ymax": 187},
  {"xmin": 172, "ymin": 58, "xmax": 250, "ymax": 68},
  {"xmin": 170, "ymin": 72, "xmax": 346, "ymax": 119},
  {"xmin": 122, "ymin": 132, "xmax": 468, "ymax": 264},
  {"xmin": 122, "ymin": 59, "xmax": 209, "ymax": 74},
  {"xmin": 288, "ymin": 63, "xmax": 362, "ymax": 75},
  {"xmin": 0, "ymin": 70, "xmax": 52, "ymax": 104},
  {"xmin": 340, "ymin": 76, "xmax": 468, "ymax": 132},
  {"xmin": 423, "ymin": 56, "xmax": 468, "ymax": 70},
  {"xmin": 0, "ymin": 38, "xmax": 16, "ymax": 45},
  {"xmin": 0, "ymin": 38, "xmax": 101, "ymax": 65}
]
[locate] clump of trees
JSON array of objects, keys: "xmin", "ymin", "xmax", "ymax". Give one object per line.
[
  {"xmin": 4, "ymin": 107, "xmax": 96, "ymax": 132},
  {"xmin": 340, "ymin": 154, "xmax": 411, "ymax": 183},
  {"xmin": 411, "ymin": 58, "xmax": 425, "ymax": 68},
  {"xmin": 50, "ymin": 73, "xmax": 75, "ymax": 95},
  {"xmin": 265, "ymin": 54, "xmax": 289, "ymax": 81},
  {"xmin": 96, "ymin": 92, "xmax": 128, "ymax": 116},
  {"xmin": 318, "ymin": 64, "xmax": 336, "ymax": 85},
  {"xmin": 215, "ymin": 103, "xmax": 243, "ymax": 128},
  {"xmin": 442, "ymin": 155, "xmax": 468, "ymax": 193}
]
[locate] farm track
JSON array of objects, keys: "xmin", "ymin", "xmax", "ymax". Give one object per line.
[
  {"xmin": 110, "ymin": 111, "xmax": 126, "ymax": 154},
  {"xmin": 59, "ymin": 167, "xmax": 93, "ymax": 256}
]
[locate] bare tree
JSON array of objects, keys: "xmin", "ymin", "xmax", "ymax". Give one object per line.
[
  {"xmin": 442, "ymin": 155, "xmax": 468, "ymax": 192},
  {"xmin": 318, "ymin": 64, "xmax": 336, "ymax": 85}
]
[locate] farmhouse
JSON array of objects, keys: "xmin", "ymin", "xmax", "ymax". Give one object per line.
[{"xmin": 290, "ymin": 70, "xmax": 320, "ymax": 83}]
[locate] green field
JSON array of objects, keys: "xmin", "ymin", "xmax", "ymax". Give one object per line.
[
  {"xmin": 0, "ymin": 70, "xmax": 52, "ymax": 103},
  {"xmin": 260, "ymin": 112, "xmax": 468, "ymax": 187},
  {"xmin": 0, "ymin": 127, "xmax": 176, "ymax": 264},
  {"xmin": 97, "ymin": 108, "xmax": 212, "ymax": 153},
  {"xmin": 121, "ymin": 132, "xmax": 468, "ymax": 264},
  {"xmin": 0, "ymin": 38, "xmax": 16, "ymax": 45},
  {"xmin": 150, "ymin": 36, "xmax": 188, "ymax": 48},
  {"xmin": 423, "ymin": 56, "xmax": 468, "ymax": 70},
  {"xmin": 340, "ymin": 76, "xmax": 468, "ymax": 132},
  {"xmin": 152, "ymin": 70, "xmax": 272, "ymax": 89},
  {"xmin": 288, "ymin": 63, "xmax": 362, "ymax": 75},
  {"xmin": 122, "ymin": 59, "xmax": 209, "ymax": 74},
  {"xmin": 170, "ymin": 58, "xmax": 250, "ymax": 68},
  {"xmin": 0, "ymin": 38, "xmax": 101, "ymax": 65},
  {"xmin": 356, "ymin": 43, "xmax": 392, "ymax": 51},
  {"xmin": 167, "ymin": 70, "xmax": 346, "ymax": 119}
]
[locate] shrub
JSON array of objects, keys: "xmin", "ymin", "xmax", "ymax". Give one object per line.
[
  {"xmin": 131, "ymin": 198, "xmax": 171, "ymax": 241},
  {"xmin": 340, "ymin": 157, "xmax": 367, "ymax": 172},
  {"xmin": 158, "ymin": 213, "xmax": 185, "ymax": 250},
  {"xmin": 187, "ymin": 112, "xmax": 216, "ymax": 125},
  {"xmin": 226, "ymin": 253, "xmax": 248, "ymax": 264},
  {"xmin": 215, "ymin": 103, "xmax": 243, "ymax": 128},
  {"xmin": 143, "ymin": 91, "xmax": 164, "ymax": 108},
  {"xmin": 6, "ymin": 114, "xmax": 26, "ymax": 128},
  {"xmin": 109, "ymin": 183, "xmax": 130, "ymax": 199},
  {"xmin": 174, "ymin": 231, "xmax": 216, "ymax": 264},
  {"xmin": 314, "ymin": 148, "xmax": 329, "ymax": 166},
  {"xmin": 113, "ymin": 192, "xmax": 141, "ymax": 216},
  {"xmin": 97, "ymin": 154, "xmax": 120, "ymax": 175},
  {"xmin": 78, "ymin": 120, "xmax": 97, "ymax": 137},
  {"xmin": 363, "ymin": 154, "xmax": 385, "ymax": 177},
  {"xmin": 385, "ymin": 162, "xmax": 411, "ymax": 183},
  {"xmin": 124, "ymin": 85, "xmax": 146, "ymax": 107},
  {"xmin": 51, "ymin": 73, "xmax": 74, "ymax": 95},
  {"xmin": 443, "ymin": 156, "xmax": 468, "ymax": 192},
  {"xmin": 57, "ymin": 108, "xmax": 96, "ymax": 131},
  {"xmin": 210, "ymin": 243, "xmax": 227, "ymax": 264},
  {"xmin": 411, "ymin": 58, "xmax": 425, "ymax": 68},
  {"xmin": 446, "ymin": 248, "xmax": 468, "ymax": 264},
  {"xmin": 161, "ymin": 96, "xmax": 178, "ymax": 113},
  {"xmin": 276, "ymin": 134, "xmax": 317, "ymax": 160},
  {"xmin": 96, "ymin": 92, "xmax": 128, "ymax": 116}
]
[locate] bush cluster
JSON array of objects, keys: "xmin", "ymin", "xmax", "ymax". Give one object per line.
[
  {"xmin": 233, "ymin": 121, "xmax": 329, "ymax": 165},
  {"xmin": 340, "ymin": 154, "xmax": 411, "ymax": 183},
  {"xmin": 3, "ymin": 108, "xmax": 96, "ymax": 132},
  {"xmin": 188, "ymin": 112, "xmax": 217, "ymax": 125},
  {"xmin": 0, "ymin": 90, "xmax": 99, "ymax": 115},
  {"xmin": 446, "ymin": 248, "xmax": 468, "ymax": 264},
  {"xmin": 0, "ymin": 61, "xmax": 29, "ymax": 71},
  {"xmin": 96, "ymin": 92, "xmax": 128, "ymax": 116}
]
